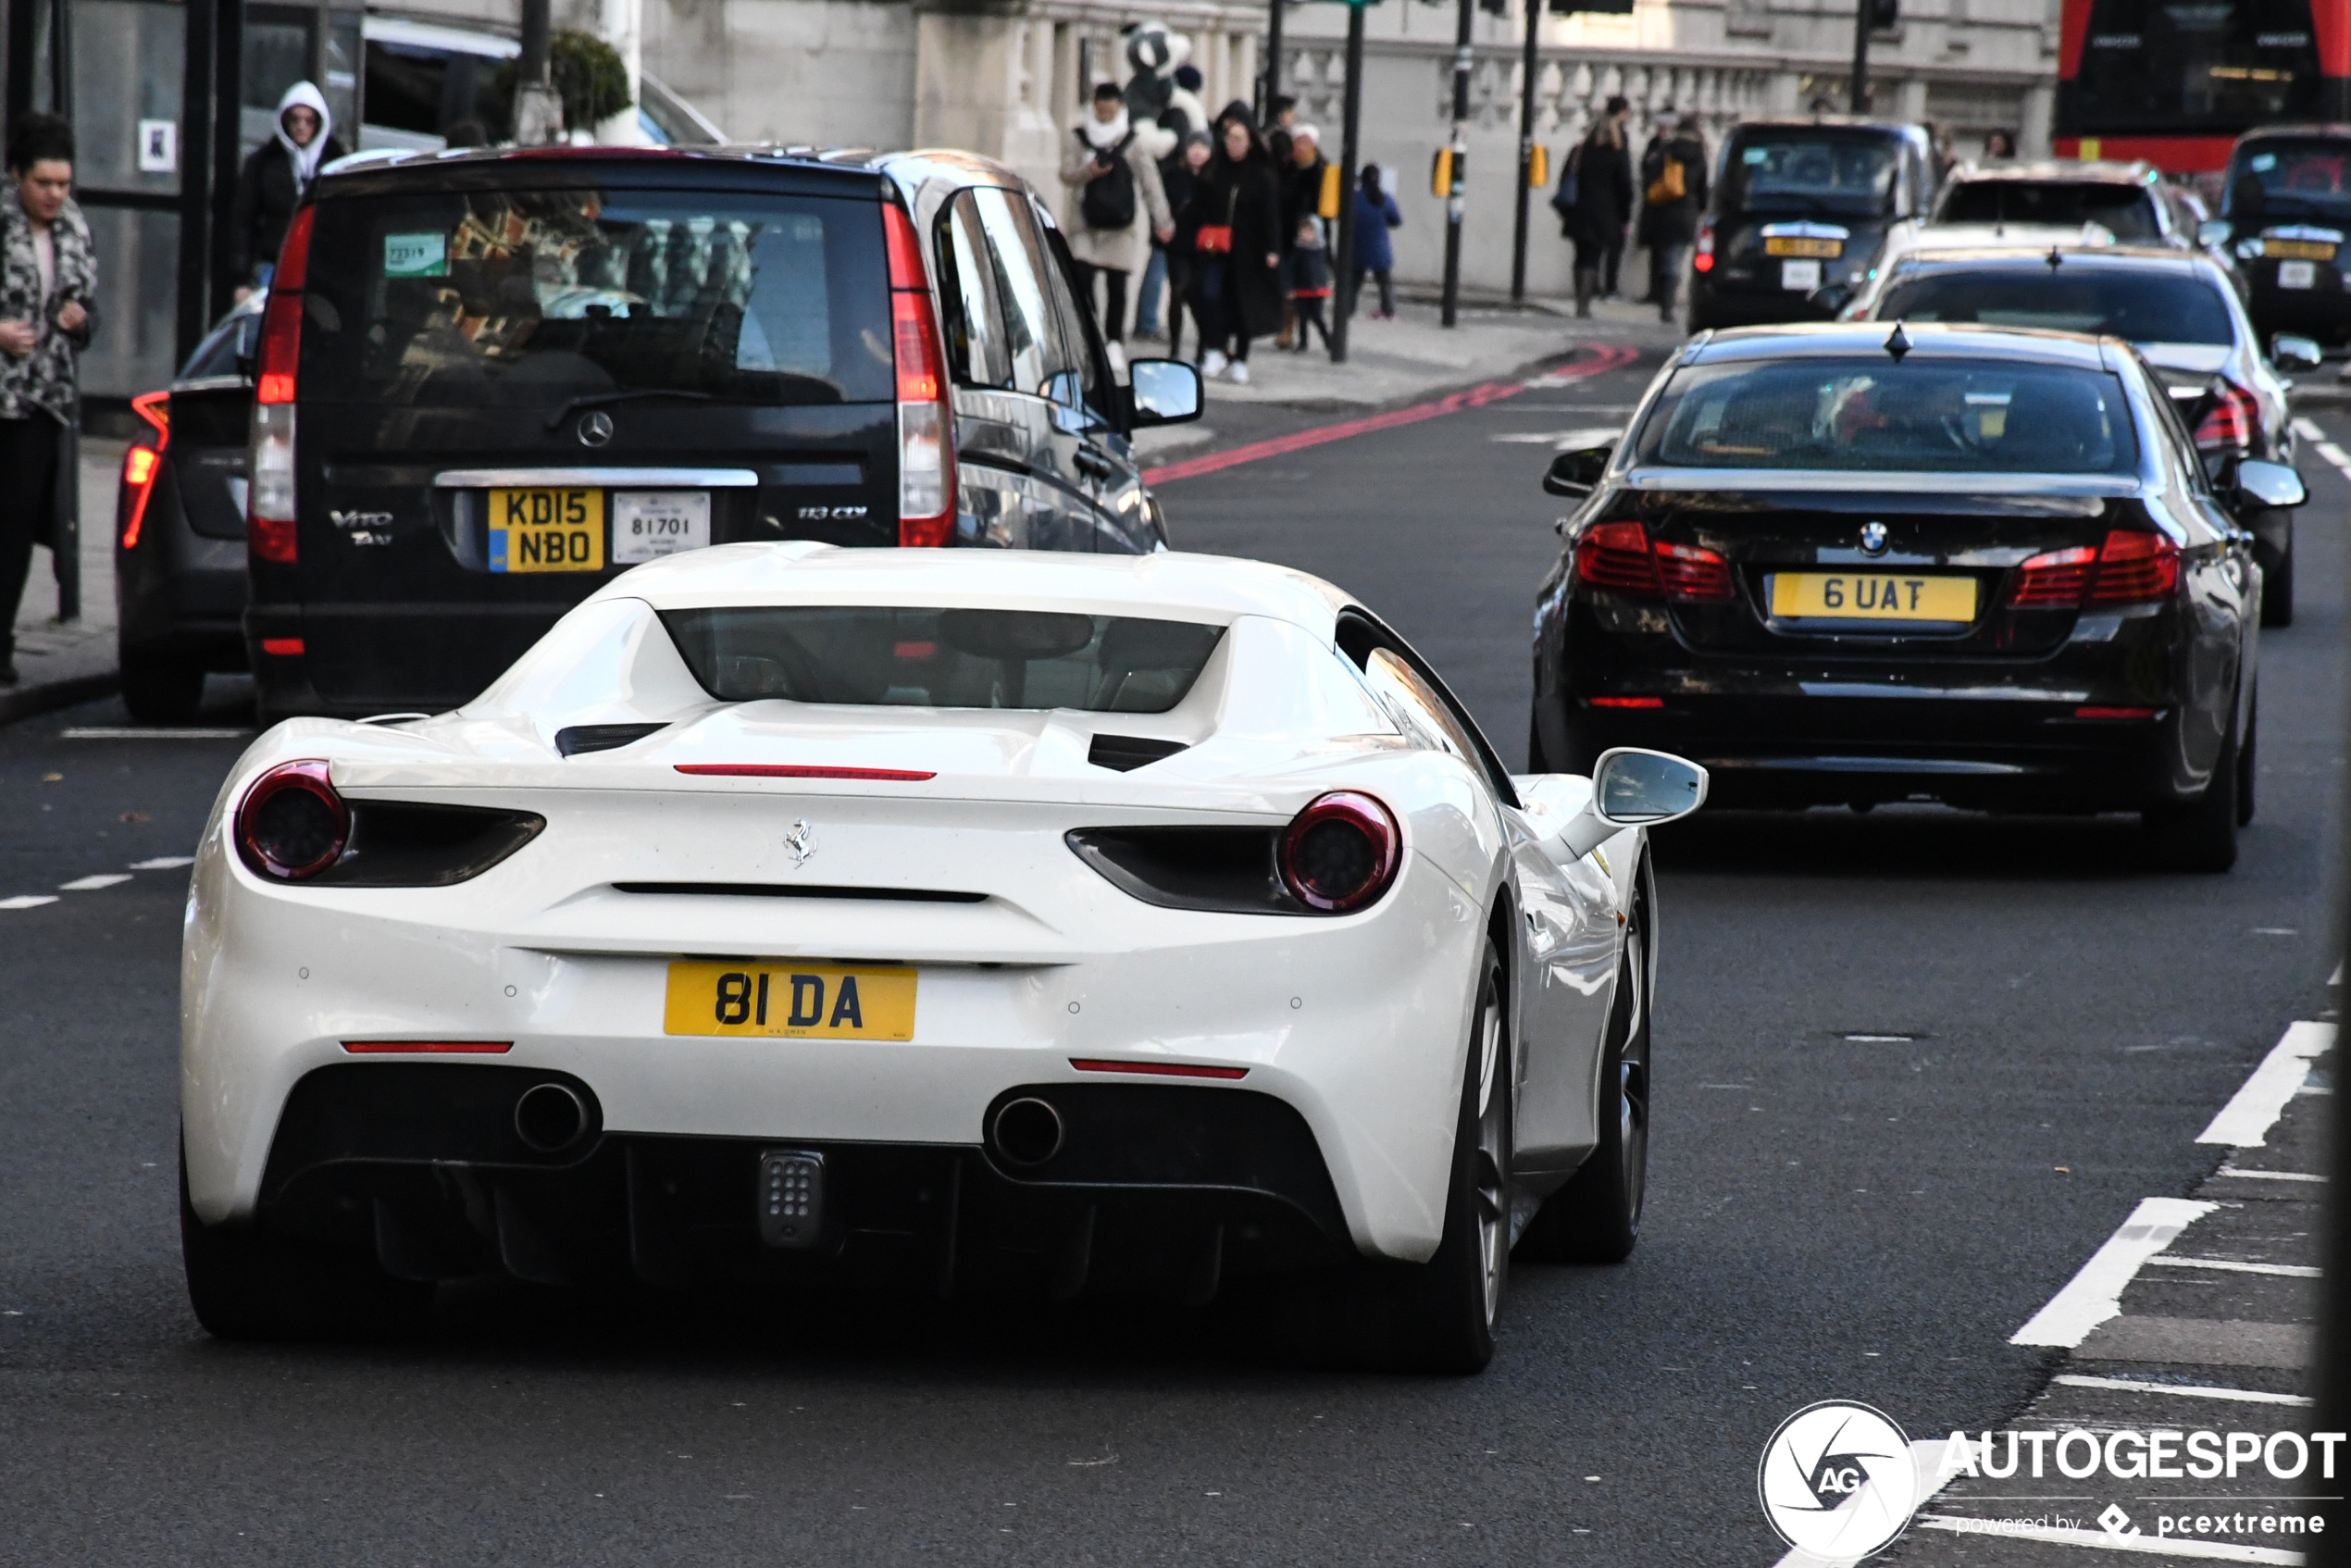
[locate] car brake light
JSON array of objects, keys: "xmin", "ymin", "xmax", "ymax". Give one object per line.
[
  {"xmin": 883, "ymin": 203, "xmax": 955, "ymax": 548},
  {"xmin": 1590, "ymin": 696, "xmax": 1665, "ymax": 709},
  {"xmin": 248, "ymin": 210, "xmax": 312, "ymax": 564},
  {"xmin": 2008, "ymin": 530, "xmax": 2178, "ymax": 609},
  {"xmin": 2193, "ymin": 380, "xmax": 2258, "ymax": 453},
  {"xmin": 1279, "ymin": 790, "xmax": 1401, "ymax": 914},
  {"xmin": 260, "ymin": 637, "xmax": 305, "ymax": 656},
  {"xmin": 1574, "ymin": 521, "xmax": 1734, "ymax": 602},
  {"xmin": 1694, "ymin": 221, "xmax": 1715, "ymax": 273},
  {"xmin": 235, "ymin": 759, "xmax": 349, "ymax": 879},
  {"xmin": 2073, "ymin": 705, "xmax": 2156, "ymax": 720},
  {"xmin": 119, "ymin": 392, "xmax": 169, "ymax": 549}
]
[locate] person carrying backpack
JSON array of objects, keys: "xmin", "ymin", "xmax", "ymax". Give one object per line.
[
  {"xmin": 1638, "ymin": 109, "xmax": 1710, "ymax": 324},
  {"xmin": 1561, "ymin": 99, "xmax": 1634, "ymax": 318},
  {"xmin": 1061, "ymin": 81, "xmax": 1174, "ymax": 355}
]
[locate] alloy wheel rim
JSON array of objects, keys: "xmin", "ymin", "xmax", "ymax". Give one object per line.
[
  {"xmin": 1474, "ymin": 989, "xmax": 1507, "ymax": 1325},
  {"xmin": 1620, "ymin": 918, "xmax": 1649, "ymax": 1224}
]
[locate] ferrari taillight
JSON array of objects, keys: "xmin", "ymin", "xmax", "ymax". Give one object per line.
[
  {"xmin": 2193, "ymin": 380, "xmax": 2258, "ymax": 453},
  {"xmin": 883, "ymin": 202, "xmax": 955, "ymax": 548},
  {"xmin": 2007, "ymin": 530, "xmax": 2179, "ymax": 609},
  {"xmin": 1574, "ymin": 522, "xmax": 1734, "ymax": 602},
  {"xmin": 235, "ymin": 759, "xmax": 349, "ymax": 880},
  {"xmin": 1278, "ymin": 791, "xmax": 1401, "ymax": 914}
]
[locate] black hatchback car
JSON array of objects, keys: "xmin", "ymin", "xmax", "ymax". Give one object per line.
[
  {"xmin": 1686, "ymin": 119, "xmax": 1936, "ymax": 331},
  {"xmin": 241, "ymin": 146, "xmax": 1198, "ymax": 726},
  {"xmin": 2213, "ymin": 125, "xmax": 2351, "ymax": 344},
  {"xmin": 1530, "ymin": 322, "xmax": 2292, "ymax": 870}
]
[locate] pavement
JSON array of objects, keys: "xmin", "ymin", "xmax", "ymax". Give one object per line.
[
  {"xmin": 0, "ymin": 347, "xmax": 2338, "ymax": 1565},
  {"xmin": 4, "ymin": 436, "xmax": 124, "ymax": 725}
]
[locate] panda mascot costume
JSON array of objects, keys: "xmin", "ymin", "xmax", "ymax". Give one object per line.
[{"xmin": 1121, "ymin": 21, "xmax": 1211, "ymax": 156}]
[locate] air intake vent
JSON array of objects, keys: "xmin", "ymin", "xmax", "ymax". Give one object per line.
[
  {"xmin": 1088, "ymin": 734, "xmax": 1189, "ymax": 772},
  {"xmin": 555, "ymin": 723, "xmax": 667, "ymax": 756}
]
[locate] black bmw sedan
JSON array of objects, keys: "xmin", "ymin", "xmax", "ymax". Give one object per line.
[{"xmin": 1528, "ymin": 322, "xmax": 2293, "ymax": 871}]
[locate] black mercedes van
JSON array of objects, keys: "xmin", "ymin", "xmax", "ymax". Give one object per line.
[{"xmin": 243, "ymin": 146, "xmax": 1199, "ymax": 724}]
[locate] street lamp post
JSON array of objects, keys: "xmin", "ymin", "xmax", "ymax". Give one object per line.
[
  {"xmin": 1511, "ymin": 0, "xmax": 1541, "ymax": 303},
  {"xmin": 1440, "ymin": 0, "xmax": 1473, "ymax": 327},
  {"xmin": 1329, "ymin": 0, "xmax": 1367, "ymax": 362},
  {"xmin": 516, "ymin": 0, "xmax": 565, "ymax": 144},
  {"xmin": 1263, "ymin": 0, "xmax": 1284, "ymax": 124}
]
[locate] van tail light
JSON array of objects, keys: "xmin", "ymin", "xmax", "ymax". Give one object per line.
[
  {"xmin": 2008, "ymin": 529, "xmax": 2179, "ymax": 608},
  {"xmin": 248, "ymin": 208, "xmax": 312, "ymax": 564},
  {"xmin": 119, "ymin": 392, "xmax": 169, "ymax": 549},
  {"xmin": 2193, "ymin": 380, "xmax": 2258, "ymax": 453},
  {"xmin": 1693, "ymin": 221, "xmax": 1715, "ymax": 273},
  {"xmin": 1278, "ymin": 791, "xmax": 1401, "ymax": 914},
  {"xmin": 883, "ymin": 203, "xmax": 955, "ymax": 548},
  {"xmin": 235, "ymin": 759, "xmax": 349, "ymax": 879},
  {"xmin": 1574, "ymin": 522, "xmax": 1734, "ymax": 602}
]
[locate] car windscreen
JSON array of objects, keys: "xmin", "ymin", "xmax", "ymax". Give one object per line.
[
  {"xmin": 1935, "ymin": 180, "xmax": 2162, "ymax": 241},
  {"xmin": 1874, "ymin": 268, "xmax": 2236, "ymax": 346},
  {"xmin": 1631, "ymin": 357, "xmax": 2141, "ymax": 475},
  {"xmin": 297, "ymin": 187, "xmax": 894, "ymax": 407},
  {"xmin": 660, "ymin": 608, "xmax": 1226, "ymax": 713},
  {"xmin": 2224, "ymin": 139, "xmax": 2351, "ymax": 225},
  {"xmin": 1720, "ymin": 135, "xmax": 1900, "ymax": 218}
]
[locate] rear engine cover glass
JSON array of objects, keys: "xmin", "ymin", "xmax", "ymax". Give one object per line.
[
  {"xmin": 298, "ymin": 189, "xmax": 894, "ymax": 407},
  {"xmin": 1877, "ymin": 268, "xmax": 2235, "ymax": 345},
  {"xmin": 1632, "ymin": 358, "xmax": 2140, "ymax": 475},
  {"xmin": 659, "ymin": 607, "xmax": 1224, "ymax": 712}
]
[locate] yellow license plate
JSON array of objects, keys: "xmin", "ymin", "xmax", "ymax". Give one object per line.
[
  {"xmin": 663, "ymin": 961, "xmax": 917, "ymax": 1040},
  {"xmin": 489, "ymin": 488, "xmax": 605, "ymax": 573},
  {"xmin": 1770, "ymin": 572, "xmax": 1976, "ymax": 622},
  {"xmin": 1765, "ymin": 237, "xmax": 1842, "ymax": 258},
  {"xmin": 2267, "ymin": 239, "xmax": 2338, "ymax": 261}
]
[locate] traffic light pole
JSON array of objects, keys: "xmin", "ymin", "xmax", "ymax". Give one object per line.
[
  {"xmin": 1440, "ymin": 0, "xmax": 1473, "ymax": 327},
  {"xmin": 1262, "ymin": 0, "xmax": 1283, "ymax": 123},
  {"xmin": 1329, "ymin": 0, "xmax": 1366, "ymax": 362},
  {"xmin": 1847, "ymin": 0, "xmax": 1871, "ymax": 113},
  {"xmin": 1510, "ymin": 0, "xmax": 1540, "ymax": 303}
]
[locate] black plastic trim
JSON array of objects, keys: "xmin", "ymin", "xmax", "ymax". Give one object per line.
[
  {"xmin": 1065, "ymin": 826, "xmax": 1312, "ymax": 915},
  {"xmin": 556, "ymin": 722, "xmax": 669, "ymax": 756},
  {"xmin": 1088, "ymin": 734, "xmax": 1189, "ymax": 771},
  {"xmin": 307, "ymin": 802, "xmax": 545, "ymax": 888}
]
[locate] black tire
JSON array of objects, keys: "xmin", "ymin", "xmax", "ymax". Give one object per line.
[
  {"xmin": 2143, "ymin": 717, "xmax": 2240, "ymax": 874},
  {"xmin": 2258, "ymin": 527, "xmax": 2294, "ymax": 628},
  {"xmin": 2236, "ymin": 693, "xmax": 2257, "ymax": 828},
  {"xmin": 119, "ymin": 644, "xmax": 205, "ymax": 724},
  {"xmin": 1520, "ymin": 881, "xmax": 1649, "ymax": 1263},
  {"xmin": 180, "ymin": 1151, "xmax": 430, "ymax": 1339}
]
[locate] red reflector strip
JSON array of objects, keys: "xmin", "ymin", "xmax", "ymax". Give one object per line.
[
  {"xmin": 893, "ymin": 641, "xmax": 938, "ymax": 659},
  {"xmin": 260, "ymin": 637, "xmax": 305, "ymax": 656},
  {"xmin": 1590, "ymin": 696, "xmax": 1665, "ymax": 709},
  {"xmin": 674, "ymin": 764, "xmax": 939, "ymax": 781},
  {"xmin": 2073, "ymin": 705, "xmax": 2157, "ymax": 720},
  {"xmin": 342, "ymin": 1040, "xmax": 513, "ymax": 1054},
  {"xmin": 1070, "ymin": 1059, "xmax": 1250, "ymax": 1080}
]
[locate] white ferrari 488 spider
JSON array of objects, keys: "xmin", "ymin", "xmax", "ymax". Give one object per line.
[{"xmin": 180, "ymin": 544, "xmax": 1704, "ymax": 1369}]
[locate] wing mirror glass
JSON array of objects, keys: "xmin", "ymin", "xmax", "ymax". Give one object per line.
[
  {"xmin": 1552, "ymin": 747, "xmax": 1710, "ymax": 859},
  {"xmin": 1808, "ymin": 280, "xmax": 1856, "ymax": 317},
  {"xmin": 1127, "ymin": 358, "xmax": 1203, "ymax": 426},
  {"xmin": 1543, "ymin": 442, "xmax": 1614, "ymax": 499},
  {"xmin": 2233, "ymin": 457, "xmax": 2307, "ymax": 511},
  {"xmin": 2270, "ymin": 333, "xmax": 2323, "ymax": 372},
  {"xmin": 2197, "ymin": 218, "xmax": 2233, "ymax": 248}
]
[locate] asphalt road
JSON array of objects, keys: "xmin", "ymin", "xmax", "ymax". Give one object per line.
[{"xmin": 0, "ymin": 351, "xmax": 2340, "ymax": 1566}]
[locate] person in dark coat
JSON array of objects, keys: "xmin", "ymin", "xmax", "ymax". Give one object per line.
[
  {"xmin": 1159, "ymin": 131, "xmax": 1213, "ymax": 360},
  {"xmin": 1639, "ymin": 110, "xmax": 1710, "ymax": 323},
  {"xmin": 1347, "ymin": 164, "xmax": 1402, "ymax": 320},
  {"xmin": 230, "ymin": 81, "xmax": 348, "ymax": 293},
  {"xmin": 1186, "ymin": 115, "xmax": 1283, "ymax": 384},
  {"xmin": 1566, "ymin": 111, "xmax": 1635, "ymax": 317}
]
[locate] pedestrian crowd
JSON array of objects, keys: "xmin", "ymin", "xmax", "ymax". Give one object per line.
[{"xmin": 1552, "ymin": 95, "xmax": 1709, "ymax": 322}]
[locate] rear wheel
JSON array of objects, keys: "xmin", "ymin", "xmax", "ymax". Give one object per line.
[
  {"xmin": 180, "ymin": 1151, "xmax": 429, "ymax": 1339},
  {"xmin": 1520, "ymin": 889, "xmax": 1649, "ymax": 1263},
  {"xmin": 2253, "ymin": 518, "xmax": 2294, "ymax": 628},
  {"xmin": 119, "ymin": 644, "xmax": 205, "ymax": 724},
  {"xmin": 2143, "ymin": 716, "xmax": 2240, "ymax": 873},
  {"xmin": 2236, "ymin": 694, "xmax": 2258, "ymax": 828}
]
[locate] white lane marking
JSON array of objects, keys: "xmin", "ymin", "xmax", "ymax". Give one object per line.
[
  {"xmin": 2198, "ymin": 1022, "xmax": 2334, "ymax": 1148},
  {"xmin": 2053, "ymin": 1374, "xmax": 2314, "ymax": 1406},
  {"xmin": 128, "ymin": 856, "xmax": 193, "ymax": 871},
  {"xmin": 2144, "ymin": 1255, "xmax": 2321, "ymax": 1279},
  {"xmin": 2311, "ymin": 441, "xmax": 2351, "ymax": 479},
  {"xmin": 2292, "ymin": 416, "xmax": 2327, "ymax": 442},
  {"xmin": 1912, "ymin": 1516, "xmax": 2304, "ymax": 1562},
  {"xmin": 58, "ymin": 874, "xmax": 132, "ymax": 892},
  {"xmin": 2216, "ymin": 1166, "xmax": 2325, "ymax": 1183},
  {"xmin": 0, "ymin": 895, "xmax": 59, "ymax": 911},
  {"xmin": 2012, "ymin": 1197, "xmax": 2219, "ymax": 1348},
  {"xmin": 61, "ymin": 727, "xmax": 253, "ymax": 740},
  {"xmin": 2330, "ymin": 962, "xmax": 2341, "ymax": 986}
]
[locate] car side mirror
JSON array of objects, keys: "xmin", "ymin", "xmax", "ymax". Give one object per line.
[
  {"xmin": 2270, "ymin": 334, "xmax": 2323, "ymax": 372},
  {"xmin": 1126, "ymin": 358, "xmax": 1202, "ymax": 427},
  {"xmin": 1543, "ymin": 442, "xmax": 1614, "ymax": 499},
  {"xmin": 2233, "ymin": 457, "xmax": 2307, "ymax": 511},
  {"xmin": 1808, "ymin": 281, "xmax": 1856, "ymax": 316},
  {"xmin": 2198, "ymin": 218, "xmax": 2233, "ymax": 248},
  {"xmin": 1554, "ymin": 747, "xmax": 1710, "ymax": 860}
]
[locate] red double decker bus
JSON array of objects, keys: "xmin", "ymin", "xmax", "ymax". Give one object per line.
[{"xmin": 2057, "ymin": 0, "xmax": 2351, "ymax": 174}]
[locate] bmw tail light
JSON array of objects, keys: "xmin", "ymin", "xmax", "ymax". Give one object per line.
[
  {"xmin": 2193, "ymin": 380, "xmax": 2258, "ymax": 453},
  {"xmin": 1278, "ymin": 791, "xmax": 1401, "ymax": 914},
  {"xmin": 1694, "ymin": 221, "xmax": 1715, "ymax": 273},
  {"xmin": 236, "ymin": 760, "xmax": 349, "ymax": 879},
  {"xmin": 883, "ymin": 202, "xmax": 956, "ymax": 548},
  {"xmin": 2007, "ymin": 544, "xmax": 2096, "ymax": 607},
  {"xmin": 119, "ymin": 392, "xmax": 169, "ymax": 549},
  {"xmin": 1574, "ymin": 522, "xmax": 1733, "ymax": 602},
  {"xmin": 1654, "ymin": 540, "xmax": 1734, "ymax": 601},
  {"xmin": 2087, "ymin": 529, "xmax": 2180, "ymax": 604}
]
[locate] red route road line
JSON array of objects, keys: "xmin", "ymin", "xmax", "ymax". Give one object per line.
[{"xmin": 1140, "ymin": 343, "xmax": 1642, "ymax": 486}]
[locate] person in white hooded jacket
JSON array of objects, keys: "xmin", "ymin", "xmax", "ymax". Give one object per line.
[
  {"xmin": 230, "ymin": 81, "xmax": 347, "ymax": 292},
  {"xmin": 1060, "ymin": 81, "xmax": 1172, "ymax": 353}
]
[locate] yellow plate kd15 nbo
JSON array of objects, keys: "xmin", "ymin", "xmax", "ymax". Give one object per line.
[
  {"xmin": 488, "ymin": 487, "xmax": 605, "ymax": 573},
  {"xmin": 1770, "ymin": 571, "xmax": 1977, "ymax": 622},
  {"xmin": 664, "ymin": 961, "xmax": 917, "ymax": 1039}
]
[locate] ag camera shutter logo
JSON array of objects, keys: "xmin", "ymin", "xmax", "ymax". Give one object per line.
[{"xmin": 1758, "ymin": 1401, "xmax": 1922, "ymax": 1561}]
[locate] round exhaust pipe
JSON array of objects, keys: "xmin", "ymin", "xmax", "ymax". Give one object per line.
[
  {"xmin": 990, "ymin": 1097, "xmax": 1064, "ymax": 1167},
  {"xmin": 514, "ymin": 1082, "xmax": 589, "ymax": 1153}
]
